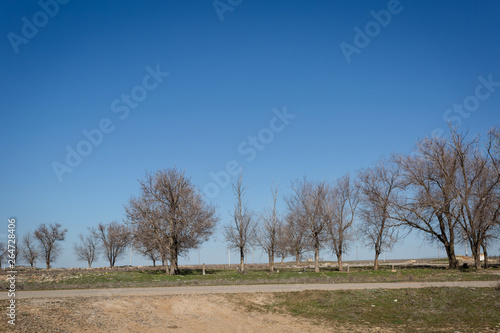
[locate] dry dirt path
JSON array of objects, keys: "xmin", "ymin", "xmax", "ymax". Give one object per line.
[
  {"xmin": 3, "ymin": 280, "xmax": 498, "ymax": 300},
  {"xmin": 1, "ymin": 294, "xmax": 384, "ymax": 333}
]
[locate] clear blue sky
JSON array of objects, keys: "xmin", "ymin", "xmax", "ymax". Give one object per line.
[{"xmin": 1, "ymin": 0, "xmax": 499, "ymax": 268}]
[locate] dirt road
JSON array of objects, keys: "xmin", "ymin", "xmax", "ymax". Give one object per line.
[{"xmin": 4, "ymin": 280, "xmax": 498, "ymax": 299}]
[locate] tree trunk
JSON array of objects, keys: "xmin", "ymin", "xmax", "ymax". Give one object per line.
[
  {"xmin": 281, "ymin": 254, "xmax": 285, "ymax": 264},
  {"xmin": 269, "ymin": 251, "xmax": 274, "ymax": 273},
  {"xmin": 295, "ymin": 253, "xmax": 300, "ymax": 265},
  {"xmin": 88, "ymin": 261, "xmax": 92, "ymax": 269},
  {"xmin": 46, "ymin": 261, "xmax": 50, "ymax": 269},
  {"xmin": 170, "ymin": 248, "xmax": 179, "ymax": 275},
  {"xmin": 164, "ymin": 256, "xmax": 171, "ymax": 275},
  {"xmin": 337, "ymin": 252, "xmax": 343, "ymax": 272},
  {"xmin": 152, "ymin": 258, "xmax": 156, "ymax": 267},
  {"xmin": 472, "ymin": 242, "xmax": 481, "ymax": 269},
  {"xmin": 374, "ymin": 251, "xmax": 380, "ymax": 270},
  {"xmin": 444, "ymin": 241, "xmax": 458, "ymax": 269},
  {"xmin": 240, "ymin": 247, "xmax": 245, "ymax": 274},
  {"xmin": 314, "ymin": 244, "xmax": 320, "ymax": 273},
  {"xmin": 482, "ymin": 242, "xmax": 488, "ymax": 269}
]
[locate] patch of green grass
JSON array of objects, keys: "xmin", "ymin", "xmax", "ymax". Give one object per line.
[
  {"xmin": 4, "ymin": 265, "xmax": 500, "ymax": 291},
  {"xmin": 229, "ymin": 287, "xmax": 500, "ymax": 332}
]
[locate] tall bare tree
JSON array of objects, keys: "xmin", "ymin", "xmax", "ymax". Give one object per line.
[
  {"xmin": 126, "ymin": 168, "xmax": 218, "ymax": 275},
  {"xmin": 34, "ymin": 223, "xmax": 67, "ymax": 269},
  {"xmin": 90, "ymin": 221, "xmax": 131, "ymax": 268},
  {"xmin": 73, "ymin": 232, "xmax": 99, "ymax": 268},
  {"xmin": 357, "ymin": 159, "xmax": 401, "ymax": 270},
  {"xmin": 224, "ymin": 173, "xmax": 256, "ymax": 274},
  {"xmin": 392, "ymin": 134, "xmax": 462, "ymax": 269},
  {"xmin": 324, "ymin": 174, "xmax": 359, "ymax": 271},
  {"xmin": 452, "ymin": 128, "xmax": 500, "ymax": 269},
  {"xmin": 20, "ymin": 232, "xmax": 39, "ymax": 269},
  {"xmin": 255, "ymin": 184, "xmax": 282, "ymax": 273},
  {"xmin": 286, "ymin": 178, "xmax": 327, "ymax": 273}
]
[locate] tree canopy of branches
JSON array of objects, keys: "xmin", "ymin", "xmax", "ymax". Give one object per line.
[
  {"xmin": 131, "ymin": 220, "xmax": 162, "ymax": 266},
  {"xmin": 392, "ymin": 133, "xmax": 464, "ymax": 269},
  {"xmin": 286, "ymin": 178, "xmax": 328, "ymax": 273},
  {"xmin": 255, "ymin": 184, "xmax": 282, "ymax": 273},
  {"xmin": 224, "ymin": 173, "xmax": 256, "ymax": 274},
  {"xmin": 357, "ymin": 159, "xmax": 401, "ymax": 270},
  {"xmin": 282, "ymin": 215, "xmax": 309, "ymax": 265},
  {"xmin": 323, "ymin": 174, "xmax": 359, "ymax": 271},
  {"xmin": 126, "ymin": 168, "xmax": 218, "ymax": 275},
  {"xmin": 73, "ymin": 232, "xmax": 99, "ymax": 268},
  {"xmin": 90, "ymin": 221, "xmax": 131, "ymax": 268},
  {"xmin": 34, "ymin": 223, "xmax": 67, "ymax": 269},
  {"xmin": 20, "ymin": 232, "xmax": 39, "ymax": 269},
  {"xmin": 451, "ymin": 128, "xmax": 500, "ymax": 268}
]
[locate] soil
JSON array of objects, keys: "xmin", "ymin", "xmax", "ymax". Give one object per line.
[{"xmin": 1, "ymin": 294, "xmax": 383, "ymax": 333}]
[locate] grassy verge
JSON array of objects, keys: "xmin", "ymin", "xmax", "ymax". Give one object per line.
[
  {"xmin": 228, "ymin": 286, "xmax": 500, "ymax": 332},
  {"xmin": 2, "ymin": 265, "xmax": 499, "ymax": 291}
]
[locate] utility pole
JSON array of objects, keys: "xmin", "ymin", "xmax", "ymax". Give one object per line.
[
  {"xmin": 228, "ymin": 246, "xmax": 231, "ymax": 268},
  {"xmin": 198, "ymin": 249, "xmax": 201, "ymax": 265}
]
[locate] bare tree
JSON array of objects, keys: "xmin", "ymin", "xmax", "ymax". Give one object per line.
[
  {"xmin": 255, "ymin": 184, "xmax": 282, "ymax": 273},
  {"xmin": 126, "ymin": 168, "xmax": 218, "ymax": 275},
  {"xmin": 20, "ymin": 232, "xmax": 39, "ymax": 269},
  {"xmin": 452, "ymin": 128, "xmax": 500, "ymax": 269},
  {"xmin": 357, "ymin": 159, "xmax": 401, "ymax": 270},
  {"xmin": 34, "ymin": 223, "xmax": 67, "ymax": 269},
  {"xmin": 392, "ymin": 134, "xmax": 462, "ymax": 269},
  {"xmin": 90, "ymin": 221, "xmax": 131, "ymax": 268},
  {"xmin": 224, "ymin": 173, "xmax": 256, "ymax": 274},
  {"xmin": 286, "ymin": 178, "xmax": 327, "ymax": 273},
  {"xmin": 324, "ymin": 174, "xmax": 359, "ymax": 271},
  {"xmin": 73, "ymin": 232, "xmax": 99, "ymax": 268},
  {"xmin": 283, "ymin": 213, "xmax": 309, "ymax": 265}
]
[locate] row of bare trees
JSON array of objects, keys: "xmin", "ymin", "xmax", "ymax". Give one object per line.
[
  {"xmin": 73, "ymin": 221, "xmax": 131, "ymax": 268},
  {"xmin": 224, "ymin": 126, "xmax": 500, "ymax": 273},
  {"xmin": 224, "ymin": 174, "xmax": 360, "ymax": 274},
  {"xmin": 0, "ymin": 223, "xmax": 68, "ymax": 269},
  {"xmin": 2, "ymin": 169, "xmax": 217, "ymax": 272},
  {"xmin": 4, "ymin": 127, "xmax": 497, "ymax": 273}
]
